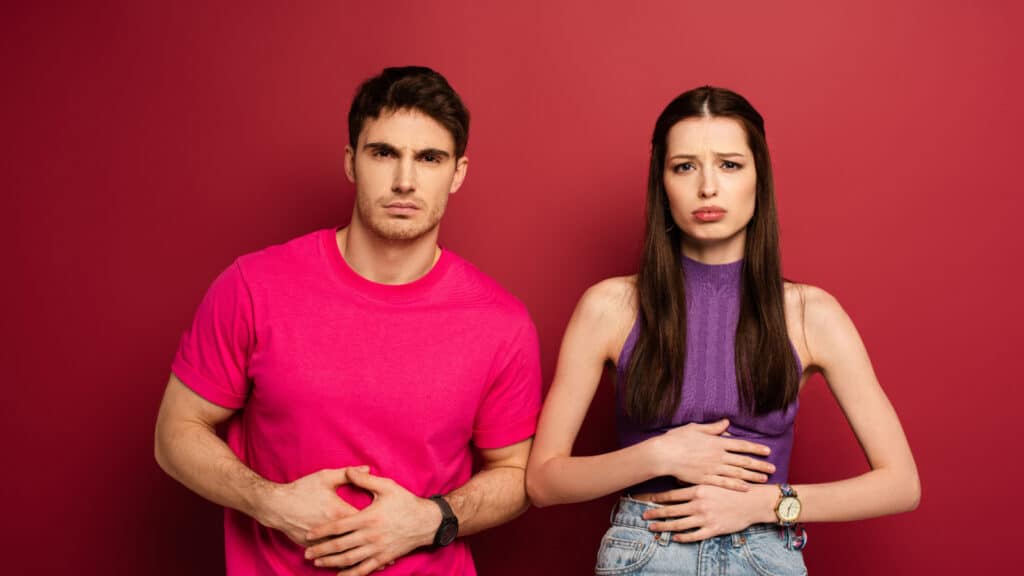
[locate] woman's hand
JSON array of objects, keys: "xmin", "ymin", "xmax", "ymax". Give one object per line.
[
  {"xmin": 641, "ymin": 484, "xmax": 776, "ymax": 542},
  {"xmin": 649, "ymin": 419, "xmax": 775, "ymax": 491}
]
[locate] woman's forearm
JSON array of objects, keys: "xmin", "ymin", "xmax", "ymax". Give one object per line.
[
  {"xmin": 527, "ymin": 440, "xmax": 661, "ymax": 507},
  {"xmin": 747, "ymin": 467, "xmax": 921, "ymax": 524}
]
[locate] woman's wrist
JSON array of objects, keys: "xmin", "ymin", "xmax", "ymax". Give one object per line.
[
  {"xmin": 749, "ymin": 484, "xmax": 780, "ymax": 524},
  {"xmin": 643, "ymin": 436, "xmax": 672, "ymax": 478}
]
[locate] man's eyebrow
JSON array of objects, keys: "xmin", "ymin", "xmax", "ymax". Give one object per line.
[
  {"xmin": 363, "ymin": 142, "xmax": 452, "ymax": 158},
  {"xmin": 415, "ymin": 148, "xmax": 451, "ymax": 159}
]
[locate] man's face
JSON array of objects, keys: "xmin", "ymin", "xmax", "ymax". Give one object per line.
[{"xmin": 345, "ymin": 108, "xmax": 467, "ymax": 242}]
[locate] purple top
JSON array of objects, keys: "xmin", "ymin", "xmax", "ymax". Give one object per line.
[{"xmin": 616, "ymin": 256, "xmax": 800, "ymax": 494}]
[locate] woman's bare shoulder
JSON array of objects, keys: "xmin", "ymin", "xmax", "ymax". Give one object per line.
[
  {"xmin": 784, "ymin": 282, "xmax": 848, "ymax": 371},
  {"xmin": 576, "ymin": 275, "xmax": 638, "ymax": 323}
]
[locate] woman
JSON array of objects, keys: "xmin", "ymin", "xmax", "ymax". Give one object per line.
[{"xmin": 525, "ymin": 87, "xmax": 920, "ymax": 575}]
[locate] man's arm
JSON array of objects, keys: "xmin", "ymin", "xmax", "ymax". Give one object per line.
[
  {"xmin": 154, "ymin": 374, "xmax": 360, "ymax": 544},
  {"xmin": 303, "ymin": 437, "xmax": 533, "ymax": 575}
]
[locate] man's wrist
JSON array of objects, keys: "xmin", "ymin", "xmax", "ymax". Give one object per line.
[
  {"xmin": 419, "ymin": 496, "xmax": 445, "ymax": 547},
  {"xmin": 249, "ymin": 480, "xmax": 286, "ymax": 530}
]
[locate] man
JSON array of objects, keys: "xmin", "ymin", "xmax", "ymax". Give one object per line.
[{"xmin": 155, "ymin": 66, "xmax": 541, "ymax": 575}]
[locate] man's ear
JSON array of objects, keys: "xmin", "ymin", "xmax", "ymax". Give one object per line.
[
  {"xmin": 344, "ymin": 145, "xmax": 356, "ymax": 183},
  {"xmin": 449, "ymin": 156, "xmax": 469, "ymax": 194}
]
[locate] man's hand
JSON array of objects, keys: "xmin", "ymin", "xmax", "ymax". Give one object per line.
[
  {"xmin": 303, "ymin": 468, "xmax": 441, "ymax": 575},
  {"xmin": 258, "ymin": 466, "xmax": 365, "ymax": 546}
]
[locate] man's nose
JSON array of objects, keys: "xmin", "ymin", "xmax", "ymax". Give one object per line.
[{"xmin": 392, "ymin": 157, "xmax": 416, "ymax": 194}]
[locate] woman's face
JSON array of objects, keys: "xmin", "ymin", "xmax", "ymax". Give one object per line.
[{"xmin": 663, "ymin": 116, "xmax": 757, "ymax": 263}]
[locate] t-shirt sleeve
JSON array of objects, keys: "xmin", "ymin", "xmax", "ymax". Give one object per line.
[
  {"xmin": 171, "ymin": 261, "xmax": 254, "ymax": 409},
  {"xmin": 472, "ymin": 317, "xmax": 542, "ymax": 449}
]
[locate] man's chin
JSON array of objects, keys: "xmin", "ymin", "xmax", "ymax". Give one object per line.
[{"xmin": 369, "ymin": 222, "xmax": 438, "ymax": 242}]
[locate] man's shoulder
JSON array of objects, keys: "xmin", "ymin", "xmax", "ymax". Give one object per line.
[
  {"xmin": 441, "ymin": 250, "xmax": 532, "ymax": 324},
  {"xmin": 234, "ymin": 228, "xmax": 329, "ymax": 280}
]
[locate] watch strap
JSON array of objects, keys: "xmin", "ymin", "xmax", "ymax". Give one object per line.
[{"xmin": 429, "ymin": 495, "xmax": 458, "ymax": 547}]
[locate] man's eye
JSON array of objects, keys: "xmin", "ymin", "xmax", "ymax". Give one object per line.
[
  {"xmin": 372, "ymin": 149, "xmax": 394, "ymax": 158},
  {"xmin": 422, "ymin": 154, "xmax": 439, "ymax": 163}
]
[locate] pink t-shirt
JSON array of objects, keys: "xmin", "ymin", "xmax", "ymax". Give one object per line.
[{"xmin": 172, "ymin": 229, "xmax": 541, "ymax": 575}]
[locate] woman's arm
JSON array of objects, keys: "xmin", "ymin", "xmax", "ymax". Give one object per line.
[
  {"xmin": 643, "ymin": 285, "xmax": 920, "ymax": 540},
  {"xmin": 526, "ymin": 278, "xmax": 777, "ymax": 508}
]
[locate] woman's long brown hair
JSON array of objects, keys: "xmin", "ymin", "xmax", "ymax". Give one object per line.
[{"xmin": 624, "ymin": 86, "xmax": 798, "ymax": 424}]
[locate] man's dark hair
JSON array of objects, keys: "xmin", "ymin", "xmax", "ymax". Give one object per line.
[{"xmin": 348, "ymin": 66, "xmax": 470, "ymax": 158}]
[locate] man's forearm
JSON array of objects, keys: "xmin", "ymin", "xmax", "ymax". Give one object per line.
[
  {"xmin": 445, "ymin": 464, "xmax": 529, "ymax": 537},
  {"xmin": 155, "ymin": 417, "xmax": 276, "ymax": 523}
]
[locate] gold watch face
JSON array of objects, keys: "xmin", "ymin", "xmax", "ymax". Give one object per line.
[{"xmin": 778, "ymin": 496, "xmax": 801, "ymax": 522}]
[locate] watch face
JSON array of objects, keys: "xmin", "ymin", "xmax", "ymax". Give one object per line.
[
  {"xmin": 778, "ymin": 496, "xmax": 801, "ymax": 521},
  {"xmin": 439, "ymin": 522, "xmax": 458, "ymax": 546}
]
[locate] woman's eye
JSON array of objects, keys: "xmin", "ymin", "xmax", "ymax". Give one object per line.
[
  {"xmin": 722, "ymin": 161, "xmax": 742, "ymax": 169},
  {"xmin": 673, "ymin": 163, "xmax": 695, "ymax": 173}
]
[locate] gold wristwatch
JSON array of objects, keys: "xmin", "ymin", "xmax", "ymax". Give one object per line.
[{"xmin": 775, "ymin": 483, "xmax": 802, "ymax": 526}]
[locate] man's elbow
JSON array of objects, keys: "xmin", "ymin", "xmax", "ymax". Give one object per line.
[{"xmin": 153, "ymin": 423, "xmax": 172, "ymax": 475}]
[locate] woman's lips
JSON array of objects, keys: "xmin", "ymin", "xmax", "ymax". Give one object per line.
[{"xmin": 693, "ymin": 206, "xmax": 726, "ymax": 222}]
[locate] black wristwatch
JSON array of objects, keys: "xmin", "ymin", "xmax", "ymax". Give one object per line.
[{"xmin": 429, "ymin": 495, "xmax": 458, "ymax": 547}]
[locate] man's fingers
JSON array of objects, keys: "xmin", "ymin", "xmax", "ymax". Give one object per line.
[
  {"xmin": 338, "ymin": 556, "xmax": 383, "ymax": 576},
  {"xmin": 318, "ymin": 465, "xmax": 369, "ymax": 487},
  {"xmin": 311, "ymin": 542, "xmax": 374, "ymax": 569},
  {"xmin": 307, "ymin": 514, "xmax": 360, "ymax": 541},
  {"xmin": 345, "ymin": 468, "xmax": 394, "ymax": 494},
  {"xmin": 305, "ymin": 531, "xmax": 365, "ymax": 560}
]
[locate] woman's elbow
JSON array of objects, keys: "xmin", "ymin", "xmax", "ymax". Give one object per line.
[
  {"xmin": 525, "ymin": 466, "xmax": 555, "ymax": 508},
  {"xmin": 903, "ymin": 471, "xmax": 921, "ymax": 512},
  {"xmin": 891, "ymin": 467, "xmax": 921, "ymax": 513}
]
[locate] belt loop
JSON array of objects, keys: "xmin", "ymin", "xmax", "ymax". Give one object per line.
[
  {"xmin": 731, "ymin": 531, "xmax": 746, "ymax": 548},
  {"xmin": 609, "ymin": 497, "xmax": 621, "ymax": 525}
]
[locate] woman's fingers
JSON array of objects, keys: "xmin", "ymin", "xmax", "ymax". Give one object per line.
[
  {"xmin": 719, "ymin": 436, "xmax": 771, "ymax": 457},
  {"xmin": 642, "ymin": 501, "xmax": 695, "ymax": 520},
  {"xmin": 673, "ymin": 527, "xmax": 716, "ymax": 544},
  {"xmin": 647, "ymin": 486, "xmax": 697, "ymax": 504},
  {"xmin": 703, "ymin": 474, "xmax": 751, "ymax": 492},
  {"xmin": 648, "ymin": 515, "xmax": 702, "ymax": 533},
  {"xmin": 722, "ymin": 452, "xmax": 776, "ymax": 475}
]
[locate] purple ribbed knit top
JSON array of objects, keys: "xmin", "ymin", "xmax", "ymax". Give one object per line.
[{"xmin": 616, "ymin": 256, "xmax": 800, "ymax": 494}]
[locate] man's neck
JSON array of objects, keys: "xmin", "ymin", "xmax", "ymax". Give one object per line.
[{"xmin": 336, "ymin": 225, "xmax": 441, "ymax": 285}]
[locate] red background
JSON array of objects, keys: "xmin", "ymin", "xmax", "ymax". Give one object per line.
[{"xmin": 4, "ymin": 1, "xmax": 1021, "ymax": 574}]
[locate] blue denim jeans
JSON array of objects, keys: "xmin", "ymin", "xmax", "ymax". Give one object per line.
[{"xmin": 595, "ymin": 497, "xmax": 807, "ymax": 575}]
